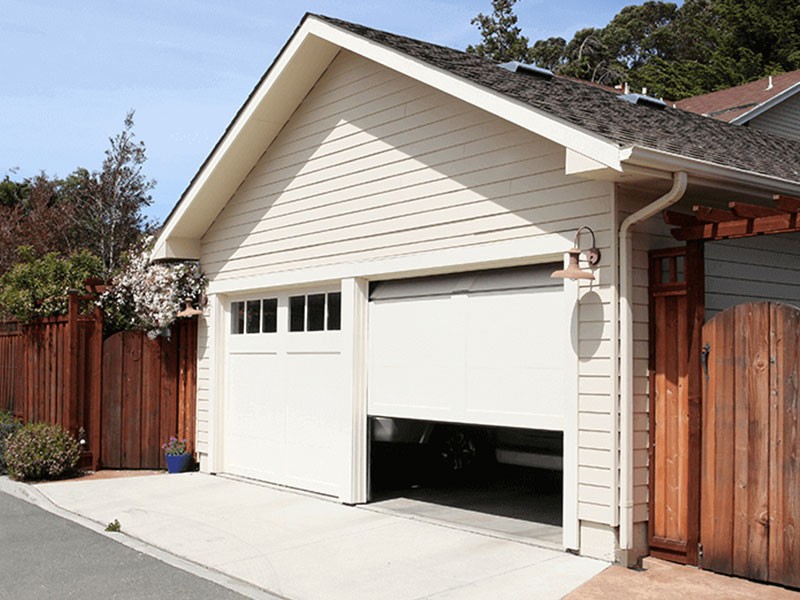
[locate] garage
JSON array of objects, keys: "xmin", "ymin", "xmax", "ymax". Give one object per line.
[
  {"xmin": 367, "ymin": 263, "xmax": 570, "ymax": 542},
  {"xmin": 222, "ymin": 288, "xmax": 347, "ymax": 496}
]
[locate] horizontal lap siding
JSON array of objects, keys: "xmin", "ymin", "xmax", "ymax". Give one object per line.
[
  {"xmin": 199, "ymin": 50, "xmax": 615, "ymax": 520},
  {"xmin": 749, "ymin": 93, "xmax": 800, "ymax": 143},
  {"xmin": 195, "ymin": 315, "xmax": 210, "ymax": 454},
  {"xmin": 706, "ymin": 233, "xmax": 800, "ymax": 316}
]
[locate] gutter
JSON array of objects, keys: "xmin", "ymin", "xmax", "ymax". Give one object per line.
[
  {"xmin": 621, "ymin": 146, "xmax": 800, "ymax": 198},
  {"xmin": 618, "ymin": 171, "xmax": 688, "ymax": 563}
]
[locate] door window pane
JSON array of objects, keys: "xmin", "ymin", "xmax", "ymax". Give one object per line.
[
  {"xmin": 327, "ymin": 292, "xmax": 341, "ymax": 331},
  {"xmin": 246, "ymin": 300, "xmax": 261, "ymax": 334},
  {"xmin": 307, "ymin": 294, "xmax": 325, "ymax": 331},
  {"xmin": 262, "ymin": 298, "xmax": 277, "ymax": 333},
  {"xmin": 231, "ymin": 301, "xmax": 244, "ymax": 334},
  {"xmin": 289, "ymin": 295, "xmax": 305, "ymax": 332}
]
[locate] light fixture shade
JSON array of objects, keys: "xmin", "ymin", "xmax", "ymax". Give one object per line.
[
  {"xmin": 551, "ymin": 248, "xmax": 596, "ymax": 281},
  {"xmin": 176, "ymin": 299, "xmax": 203, "ymax": 318}
]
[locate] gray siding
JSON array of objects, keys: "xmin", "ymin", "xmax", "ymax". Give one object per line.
[
  {"xmin": 706, "ymin": 232, "xmax": 800, "ymax": 316},
  {"xmin": 748, "ymin": 91, "xmax": 800, "ymax": 142}
]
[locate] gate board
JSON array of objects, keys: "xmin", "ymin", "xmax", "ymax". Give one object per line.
[{"xmin": 701, "ymin": 302, "xmax": 800, "ymax": 588}]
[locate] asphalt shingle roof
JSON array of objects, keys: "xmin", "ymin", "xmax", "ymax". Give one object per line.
[
  {"xmin": 315, "ymin": 15, "xmax": 800, "ymax": 185},
  {"xmin": 675, "ymin": 71, "xmax": 800, "ymax": 122}
]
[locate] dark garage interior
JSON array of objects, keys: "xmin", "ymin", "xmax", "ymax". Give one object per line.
[{"xmin": 368, "ymin": 417, "xmax": 563, "ymax": 546}]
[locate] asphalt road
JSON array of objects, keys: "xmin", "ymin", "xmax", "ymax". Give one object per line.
[{"xmin": 0, "ymin": 491, "xmax": 250, "ymax": 600}]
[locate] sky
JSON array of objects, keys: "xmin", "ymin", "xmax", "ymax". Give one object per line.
[{"xmin": 2, "ymin": 0, "xmax": 639, "ymax": 225}]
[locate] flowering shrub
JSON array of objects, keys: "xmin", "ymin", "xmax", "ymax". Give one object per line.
[
  {"xmin": 101, "ymin": 236, "xmax": 206, "ymax": 338},
  {"xmin": 5, "ymin": 422, "xmax": 81, "ymax": 481},
  {"xmin": 0, "ymin": 411, "xmax": 22, "ymax": 476},
  {"xmin": 162, "ymin": 436, "xmax": 188, "ymax": 456}
]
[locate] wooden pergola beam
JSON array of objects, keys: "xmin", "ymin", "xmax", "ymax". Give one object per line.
[
  {"xmin": 667, "ymin": 194, "xmax": 800, "ymax": 242},
  {"xmin": 729, "ymin": 201, "xmax": 788, "ymax": 218},
  {"xmin": 663, "ymin": 210, "xmax": 701, "ymax": 227},
  {"xmin": 672, "ymin": 212, "xmax": 798, "ymax": 241},
  {"xmin": 774, "ymin": 194, "xmax": 800, "ymax": 212},
  {"xmin": 692, "ymin": 205, "xmax": 737, "ymax": 222}
]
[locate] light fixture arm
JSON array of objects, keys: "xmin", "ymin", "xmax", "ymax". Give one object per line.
[
  {"xmin": 573, "ymin": 226, "xmax": 600, "ymax": 266},
  {"xmin": 551, "ymin": 226, "xmax": 601, "ymax": 280}
]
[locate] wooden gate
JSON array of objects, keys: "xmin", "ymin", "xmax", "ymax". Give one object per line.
[
  {"xmin": 701, "ymin": 302, "xmax": 800, "ymax": 588},
  {"xmin": 100, "ymin": 319, "xmax": 197, "ymax": 470}
]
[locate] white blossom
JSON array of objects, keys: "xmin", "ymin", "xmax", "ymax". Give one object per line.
[{"xmin": 100, "ymin": 235, "xmax": 207, "ymax": 338}]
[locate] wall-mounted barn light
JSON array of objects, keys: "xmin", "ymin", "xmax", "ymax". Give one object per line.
[{"xmin": 551, "ymin": 226, "xmax": 601, "ymax": 281}]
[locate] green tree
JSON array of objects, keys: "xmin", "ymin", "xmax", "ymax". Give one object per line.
[
  {"xmin": 475, "ymin": 0, "xmax": 800, "ymax": 99},
  {"xmin": 0, "ymin": 248, "xmax": 103, "ymax": 322},
  {"xmin": 529, "ymin": 37, "xmax": 567, "ymax": 71},
  {"xmin": 62, "ymin": 110, "xmax": 155, "ymax": 276},
  {"xmin": 466, "ymin": 0, "xmax": 533, "ymax": 63}
]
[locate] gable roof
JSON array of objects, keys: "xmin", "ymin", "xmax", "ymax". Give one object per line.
[
  {"xmin": 674, "ymin": 70, "xmax": 800, "ymax": 123},
  {"xmin": 154, "ymin": 14, "xmax": 800, "ymax": 259},
  {"xmin": 317, "ymin": 16, "xmax": 800, "ymax": 184}
]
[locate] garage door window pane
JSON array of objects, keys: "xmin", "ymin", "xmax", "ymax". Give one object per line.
[
  {"xmin": 262, "ymin": 298, "xmax": 277, "ymax": 333},
  {"xmin": 231, "ymin": 302, "xmax": 244, "ymax": 334},
  {"xmin": 327, "ymin": 292, "xmax": 341, "ymax": 330},
  {"xmin": 307, "ymin": 294, "xmax": 325, "ymax": 331},
  {"xmin": 289, "ymin": 295, "xmax": 305, "ymax": 332},
  {"xmin": 246, "ymin": 300, "xmax": 261, "ymax": 334}
]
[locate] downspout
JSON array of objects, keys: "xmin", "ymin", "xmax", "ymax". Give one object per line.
[{"xmin": 618, "ymin": 170, "xmax": 688, "ymax": 562}]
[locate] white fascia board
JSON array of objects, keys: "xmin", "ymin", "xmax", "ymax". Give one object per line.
[
  {"xmin": 305, "ymin": 18, "xmax": 623, "ymax": 171},
  {"xmin": 730, "ymin": 81, "xmax": 800, "ymax": 125},
  {"xmin": 152, "ymin": 25, "xmax": 339, "ymax": 260},
  {"xmin": 621, "ymin": 145, "xmax": 800, "ymax": 197}
]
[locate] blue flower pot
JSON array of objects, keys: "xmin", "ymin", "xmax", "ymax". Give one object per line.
[{"xmin": 165, "ymin": 453, "xmax": 193, "ymax": 473}]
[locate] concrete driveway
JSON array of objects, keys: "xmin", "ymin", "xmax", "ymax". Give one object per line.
[{"xmin": 2, "ymin": 472, "xmax": 607, "ymax": 600}]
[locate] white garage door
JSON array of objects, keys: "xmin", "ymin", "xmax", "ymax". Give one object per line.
[
  {"xmin": 224, "ymin": 289, "xmax": 346, "ymax": 496},
  {"xmin": 368, "ymin": 264, "xmax": 568, "ymax": 430}
]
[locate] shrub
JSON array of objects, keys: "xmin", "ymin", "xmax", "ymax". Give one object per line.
[
  {"xmin": 0, "ymin": 411, "xmax": 22, "ymax": 476},
  {"xmin": 5, "ymin": 422, "xmax": 81, "ymax": 481}
]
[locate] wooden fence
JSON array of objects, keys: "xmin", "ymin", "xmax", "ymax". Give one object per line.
[
  {"xmin": 0, "ymin": 322, "xmax": 24, "ymax": 416},
  {"xmin": 0, "ymin": 293, "xmax": 197, "ymax": 470}
]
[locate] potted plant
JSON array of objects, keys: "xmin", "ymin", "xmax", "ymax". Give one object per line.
[{"xmin": 162, "ymin": 437, "xmax": 192, "ymax": 473}]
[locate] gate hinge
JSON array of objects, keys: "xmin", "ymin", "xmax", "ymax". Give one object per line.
[{"xmin": 698, "ymin": 543, "xmax": 703, "ymax": 564}]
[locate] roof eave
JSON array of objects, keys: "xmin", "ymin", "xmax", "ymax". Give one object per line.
[
  {"xmin": 730, "ymin": 81, "xmax": 800, "ymax": 125},
  {"xmin": 621, "ymin": 145, "xmax": 800, "ymax": 197}
]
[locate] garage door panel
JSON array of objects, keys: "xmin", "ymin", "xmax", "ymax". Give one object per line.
[
  {"xmin": 370, "ymin": 296, "xmax": 465, "ymax": 368},
  {"xmin": 466, "ymin": 290, "xmax": 564, "ymax": 368},
  {"xmin": 368, "ymin": 264, "xmax": 567, "ymax": 430},
  {"xmin": 368, "ymin": 364, "xmax": 465, "ymax": 414},
  {"xmin": 225, "ymin": 353, "xmax": 286, "ymax": 481}
]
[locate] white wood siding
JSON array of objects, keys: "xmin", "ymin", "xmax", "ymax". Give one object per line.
[
  {"xmin": 197, "ymin": 50, "xmax": 616, "ymax": 524},
  {"xmin": 706, "ymin": 232, "xmax": 800, "ymax": 315},
  {"xmin": 748, "ymin": 92, "xmax": 800, "ymax": 142}
]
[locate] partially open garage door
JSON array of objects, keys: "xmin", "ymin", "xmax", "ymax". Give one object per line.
[{"xmin": 368, "ymin": 264, "xmax": 567, "ymax": 430}]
